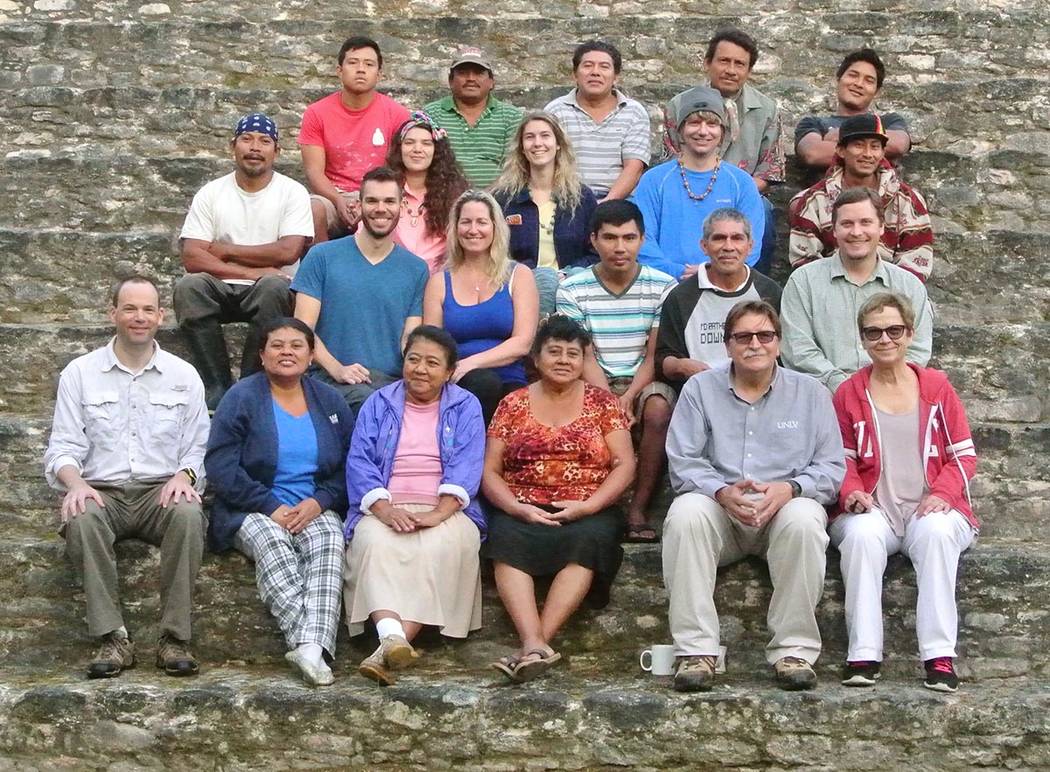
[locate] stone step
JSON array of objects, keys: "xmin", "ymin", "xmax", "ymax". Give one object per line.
[
  {"xmin": 0, "ymin": 665, "xmax": 1048, "ymax": 770},
  {"xmin": 0, "ymin": 148, "xmax": 985, "ymax": 231},
  {"xmin": 1, "ymin": 531, "xmax": 1047, "ymax": 683},
  {"xmin": 2, "ymin": 11, "xmax": 1045, "ymax": 93},
  {"xmin": 2, "ymin": 78, "xmax": 1047, "ymax": 182},
  {"xmin": 4, "ymin": 410, "xmax": 1048, "ymax": 547},
  {"xmin": 2, "ymin": 152, "xmax": 1044, "ymax": 321},
  {"xmin": 2, "ymin": 315, "xmax": 1046, "ymax": 415},
  {"xmin": 0, "ymin": 217, "xmax": 1045, "ymax": 323},
  {"xmin": 0, "ymin": 221, "xmax": 1046, "ymax": 326}
]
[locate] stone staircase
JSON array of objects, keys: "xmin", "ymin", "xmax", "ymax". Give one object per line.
[{"xmin": 1, "ymin": 0, "xmax": 1048, "ymax": 768}]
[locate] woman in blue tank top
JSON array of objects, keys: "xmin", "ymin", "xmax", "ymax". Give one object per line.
[{"xmin": 423, "ymin": 190, "xmax": 539, "ymax": 424}]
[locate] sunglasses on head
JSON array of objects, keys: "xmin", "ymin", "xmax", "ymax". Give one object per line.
[
  {"xmin": 861, "ymin": 325, "xmax": 909, "ymax": 342},
  {"xmin": 727, "ymin": 330, "xmax": 777, "ymax": 345}
]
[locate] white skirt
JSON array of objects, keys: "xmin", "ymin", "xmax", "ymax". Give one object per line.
[{"xmin": 344, "ymin": 506, "xmax": 482, "ymax": 638}]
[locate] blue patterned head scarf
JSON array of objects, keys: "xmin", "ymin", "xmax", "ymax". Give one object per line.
[{"xmin": 234, "ymin": 112, "xmax": 279, "ymax": 142}]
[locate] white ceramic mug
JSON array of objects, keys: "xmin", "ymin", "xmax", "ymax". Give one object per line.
[{"xmin": 639, "ymin": 644, "xmax": 676, "ymax": 676}]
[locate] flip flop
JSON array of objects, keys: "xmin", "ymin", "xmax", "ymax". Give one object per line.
[
  {"xmin": 490, "ymin": 653, "xmax": 522, "ymax": 682},
  {"xmin": 512, "ymin": 649, "xmax": 562, "ymax": 682},
  {"xmin": 624, "ymin": 522, "xmax": 659, "ymax": 543}
]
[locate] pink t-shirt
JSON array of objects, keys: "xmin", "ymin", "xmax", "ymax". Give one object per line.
[
  {"xmin": 393, "ymin": 184, "xmax": 448, "ymax": 274},
  {"xmin": 298, "ymin": 91, "xmax": 410, "ymax": 192},
  {"xmin": 388, "ymin": 399, "xmax": 443, "ymax": 506}
]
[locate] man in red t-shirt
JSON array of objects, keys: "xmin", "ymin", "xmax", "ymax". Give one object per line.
[{"xmin": 299, "ymin": 35, "xmax": 410, "ymax": 242}]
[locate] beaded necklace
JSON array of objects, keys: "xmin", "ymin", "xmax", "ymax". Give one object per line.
[
  {"xmin": 678, "ymin": 158, "xmax": 721, "ymax": 202},
  {"xmin": 403, "ymin": 199, "xmax": 426, "ymax": 228}
]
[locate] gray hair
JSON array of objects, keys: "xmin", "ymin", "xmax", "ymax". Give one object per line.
[{"xmin": 701, "ymin": 207, "xmax": 752, "ymax": 241}]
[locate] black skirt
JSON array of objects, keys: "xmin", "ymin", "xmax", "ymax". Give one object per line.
[{"xmin": 485, "ymin": 505, "xmax": 624, "ymax": 609}]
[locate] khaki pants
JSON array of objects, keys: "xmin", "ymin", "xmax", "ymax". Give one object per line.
[
  {"xmin": 63, "ymin": 480, "xmax": 206, "ymax": 641},
  {"xmin": 662, "ymin": 491, "xmax": 828, "ymax": 664}
]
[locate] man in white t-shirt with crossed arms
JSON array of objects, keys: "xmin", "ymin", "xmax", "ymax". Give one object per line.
[{"xmin": 174, "ymin": 112, "xmax": 314, "ymax": 410}]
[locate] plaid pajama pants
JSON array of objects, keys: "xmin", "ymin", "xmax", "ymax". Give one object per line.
[{"xmin": 235, "ymin": 511, "xmax": 344, "ymax": 656}]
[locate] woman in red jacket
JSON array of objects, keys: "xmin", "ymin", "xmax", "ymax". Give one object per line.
[{"xmin": 831, "ymin": 293, "xmax": 977, "ymax": 693}]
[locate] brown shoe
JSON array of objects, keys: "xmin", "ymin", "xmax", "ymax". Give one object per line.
[
  {"xmin": 156, "ymin": 633, "xmax": 199, "ymax": 677},
  {"xmin": 774, "ymin": 656, "xmax": 817, "ymax": 690},
  {"xmin": 673, "ymin": 655, "xmax": 717, "ymax": 692},
  {"xmin": 379, "ymin": 635, "xmax": 418, "ymax": 670},
  {"xmin": 359, "ymin": 645, "xmax": 396, "ymax": 686},
  {"xmin": 87, "ymin": 632, "xmax": 135, "ymax": 679}
]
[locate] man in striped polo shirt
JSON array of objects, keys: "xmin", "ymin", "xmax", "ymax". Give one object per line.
[
  {"xmin": 545, "ymin": 41, "xmax": 652, "ymax": 201},
  {"xmin": 556, "ymin": 200, "xmax": 677, "ymax": 542},
  {"xmin": 424, "ymin": 48, "xmax": 523, "ymax": 188}
]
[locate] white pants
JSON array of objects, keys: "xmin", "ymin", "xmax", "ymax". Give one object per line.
[
  {"xmin": 663, "ymin": 492, "xmax": 829, "ymax": 665},
  {"xmin": 829, "ymin": 508, "xmax": 975, "ymax": 662}
]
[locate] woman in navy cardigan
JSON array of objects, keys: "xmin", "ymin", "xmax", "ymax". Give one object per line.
[
  {"xmin": 205, "ymin": 317, "xmax": 353, "ymax": 687},
  {"xmin": 492, "ymin": 111, "xmax": 598, "ymax": 316}
]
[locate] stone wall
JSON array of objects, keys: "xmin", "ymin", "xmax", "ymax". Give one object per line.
[{"xmin": 0, "ymin": 0, "xmax": 1048, "ymax": 767}]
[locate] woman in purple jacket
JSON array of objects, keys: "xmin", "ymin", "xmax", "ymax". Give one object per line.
[{"xmin": 344, "ymin": 325, "xmax": 486, "ymax": 686}]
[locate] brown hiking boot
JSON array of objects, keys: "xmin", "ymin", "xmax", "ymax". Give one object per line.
[
  {"xmin": 156, "ymin": 633, "xmax": 199, "ymax": 677},
  {"xmin": 673, "ymin": 655, "xmax": 717, "ymax": 692},
  {"xmin": 774, "ymin": 656, "xmax": 817, "ymax": 690},
  {"xmin": 87, "ymin": 632, "xmax": 135, "ymax": 679}
]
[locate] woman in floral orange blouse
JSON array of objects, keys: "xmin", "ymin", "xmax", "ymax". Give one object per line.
[{"xmin": 482, "ymin": 315, "xmax": 635, "ymax": 682}]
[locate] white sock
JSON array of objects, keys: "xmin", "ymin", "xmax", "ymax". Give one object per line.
[
  {"xmin": 375, "ymin": 618, "xmax": 406, "ymax": 641},
  {"xmin": 296, "ymin": 643, "xmax": 324, "ymax": 667}
]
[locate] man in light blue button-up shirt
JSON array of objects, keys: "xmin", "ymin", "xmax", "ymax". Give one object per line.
[{"xmin": 663, "ymin": 299, "xmax": 844, "ymax": 693}]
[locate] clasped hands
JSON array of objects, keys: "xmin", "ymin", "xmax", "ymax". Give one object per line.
[
  {"xmin": 271, "ymin": 497, "xmax": 323, "ymax": 534},
  {"xmin": 370, "ymin": 500, "xmax": 449, "ymax": 533},
  {"xmin": 715, "ymin": 479, "xmax": 794, "ymax": 528},
  {"xmin": 512, "ymin": 500, "xmax": 592, "ymax": 527}
]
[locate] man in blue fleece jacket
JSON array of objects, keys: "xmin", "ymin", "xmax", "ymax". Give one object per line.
[{"xmin": 632, "ymin": 86, "xmax": 764, "ymax": 279}]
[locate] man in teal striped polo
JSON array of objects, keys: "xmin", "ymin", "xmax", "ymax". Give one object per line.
[
  {"xmin": 424, "ymin": 48, "xmax": 523, "ymax": 188},
  {"xmin": 556, "ymin": 200, "xmax": 677, "ymax": 543}
]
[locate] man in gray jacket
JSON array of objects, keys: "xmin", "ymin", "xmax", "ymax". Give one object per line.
[
  {"xmin": 780, "ymin": 186, "xmax": 933, "ymax": 393},
  {"xmin": 663, "ymin": 299, "xmax": 845, "ymax": 692}
]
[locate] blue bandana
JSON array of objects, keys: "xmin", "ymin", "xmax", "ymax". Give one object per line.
[{"xmin": 234, "ymin": 112, "xmax": 278, "ymax": 142}]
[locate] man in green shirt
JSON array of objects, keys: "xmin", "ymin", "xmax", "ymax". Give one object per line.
[{"xmin": 424, "ymin": 48, "xmax": 523, "ymax": 188}]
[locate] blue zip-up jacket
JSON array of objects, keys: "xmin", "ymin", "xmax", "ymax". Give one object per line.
[
  {"xmin": 345, "ymin": 380, "xmax": 486, "ymax": 540},
  {"xmin": 495, "ymin": 186, "xmax": 599, "ymax": 270},
  {"xmin": 204, "ymin": 372, "xmax": 355, "ymax": 552}
]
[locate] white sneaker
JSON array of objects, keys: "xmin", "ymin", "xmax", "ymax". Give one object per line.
[{"xmin": 285, "ymin": 649, "xmax": 334, "ymax": 686}]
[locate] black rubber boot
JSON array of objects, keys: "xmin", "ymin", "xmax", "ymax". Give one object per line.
[{"xmin": 181, "ymin": 320, "xmax": 233, "ymax": 411}]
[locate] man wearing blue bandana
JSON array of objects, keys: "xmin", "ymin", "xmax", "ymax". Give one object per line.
[{"xmin": 175, "ymin": 112, "xmax": 315, "ymax": 410}]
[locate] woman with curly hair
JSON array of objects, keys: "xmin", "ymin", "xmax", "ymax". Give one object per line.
[
  {"xmin": 387, "ymin": 112, "xmax": 470, "ymax": 274},
  {"xmin": 492, "ymin": 111, "xmax": 598, "ymax": 315}
]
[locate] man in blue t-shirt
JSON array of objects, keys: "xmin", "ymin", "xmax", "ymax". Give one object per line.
[
  {"xmin": 632, "ymin": 86, "xmax": 764, "ymax": 280},
  {"xmin": 292, "ymin": 167, "xmax": 428, "ymax": 416}
]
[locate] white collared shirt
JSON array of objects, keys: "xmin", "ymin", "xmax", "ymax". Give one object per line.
[{"xmin": 44, "ymin": 339, "xmax": 210, "ymax": 489}]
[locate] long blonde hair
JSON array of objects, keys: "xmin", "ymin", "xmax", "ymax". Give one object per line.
[
  {"xmin": 491, "ymin": 110, "xmax": 584, "ymax": 213},
  {"xmin": 444, "ymin": 190, "xmax": 514, "ymax": 291}
]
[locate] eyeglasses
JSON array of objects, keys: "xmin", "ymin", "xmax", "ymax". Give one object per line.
[
  {"xmin": 861, "ymin": 325, "xmax": 909, "ymax": 342},
  {"xmin": 727, "ymin": 330, "xmax": 777, "ymax": 345}
]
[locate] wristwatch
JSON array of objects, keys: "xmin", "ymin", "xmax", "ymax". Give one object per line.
[
  {"xmin": 180, "ymin": 467, "xmax": 198, "ymax": 486},
  {"xmin": 788, "ymin": 480, "xmax": 802, "ymax": 498}
]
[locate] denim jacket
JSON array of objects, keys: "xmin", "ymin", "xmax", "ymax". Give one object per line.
[{"xmin": 496, "ymin": 186, "xmax": 599, "ymax": 270}]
